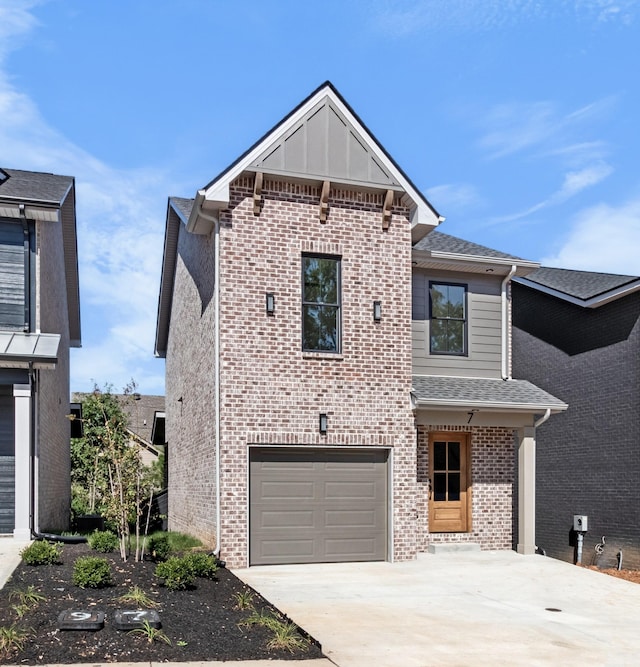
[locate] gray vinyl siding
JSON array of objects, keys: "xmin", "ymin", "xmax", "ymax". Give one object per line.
[
  {"xmin": 0, "ymin": 391, "xmax": 15, "ymax": 534},
  {"xmin": 412, "ymin": 269, "xmax": 503, "ymax": 378},
  {"xmin": 0, "ymin": 220, "xmax": 27, "ymax": 331}
]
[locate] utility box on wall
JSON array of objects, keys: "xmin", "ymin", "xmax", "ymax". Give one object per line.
[{"xmin": 573, "ymin": 515, "xmax": 588, "ymax": 532}]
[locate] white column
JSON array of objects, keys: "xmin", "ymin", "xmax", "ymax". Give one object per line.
[
  {"xmin": 517, "ymin": 426, "xmax": 536, "ymax": 555},
  {"xmin": 13, "ymin": 384, "xmax": 31, "ymax": 540}
]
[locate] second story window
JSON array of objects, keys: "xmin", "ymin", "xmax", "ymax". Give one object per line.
[
  {"xmin": 302, "ymin": 255, "xmax": 341, "ymax": 352},
  {"xmin": 0, "ymin": 219, "xmax": 34, "ymax": 332},
  {"xmin": 430, "ymin": 282, "xmax": 466, "ymax": 355}
]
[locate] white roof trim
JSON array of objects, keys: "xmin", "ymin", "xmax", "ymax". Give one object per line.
[
  {"xmin": 412, "ymin": 248, "xmax": 540, "ymax": 275},
  {"xmin": 413, "ymin": 397, "xmax": 568, "ymax": 413},
  {"xmin": 190, "ymin": 84, "xmax": 442, "ymax": 237}
]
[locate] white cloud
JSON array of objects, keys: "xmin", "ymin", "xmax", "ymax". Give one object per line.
[
  {"xmin": 487, "ymin": 162, "xmax": 613, "ymax": 225},
  {"xmin": 370, "ymin": 0, "xmax": 638, "ymax": 36},
  {"xmin": 425, "ymin": 183, "xmax": 482, "ymax": 215},
  {"xmin": 541, "ymin": 198, "xmax": 640, "ymax": 274},
  {"xmin": 0, "ymin": 1, "xmax": 41, "ymax": 61},
  {"xmin": 477, "ymin": 97, "xmax": 616, "ymax": 161},
  {"xmin": 0, "ymin": 1, "xmax": 169, "ymax": 394},
  {"xmin": 554, "ymin": 163, "xmax": 613, "ymax": 201}
]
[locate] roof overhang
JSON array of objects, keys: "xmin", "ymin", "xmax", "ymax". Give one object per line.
[
  {"xmin": 514, "ymin": 275, "xmax": 640, "ymax": 308},
  {"xmin": 186, "ymin": 83, "xmax": 443, "ymax": 241},
  {"xmin": 0, "ymin": 180, "xmax": 81, "ymax": 347},
  {"xmin": 411, "ymin": 375, "xmax": 568, "ymax": 414},
  {"xmin": 155, "ymin": 199, "xmax": 186, "ymax": 357},
  {"xmin": 412, "ymin": 248, "xmax": 540, "ymax": 277},
  {"xmin": 0, "ymin": 332, "xmax": 60, "ymax": 369}
]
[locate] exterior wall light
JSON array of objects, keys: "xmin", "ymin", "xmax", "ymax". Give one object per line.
[
  {"xmin": 319, "ymin": 413, "xmax": 328, "ymax": 434},
  {"xmin": 373, "ymin": 300, "xmax": 382, "ymax": 322},
  {"xmin": 266, "ymin": 292, "xmax": 275, "ymax": 315}
]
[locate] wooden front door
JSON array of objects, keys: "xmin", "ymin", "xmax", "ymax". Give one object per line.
[{"xmin": 428, "ymin": 433, "xmax": 471, "ymax": 532}]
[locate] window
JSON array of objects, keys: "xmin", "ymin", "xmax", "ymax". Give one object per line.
[
  {"xmin": 429, "ymin": 282, "xmax": 466, "ymax": 355},
  {"xmin": 302, "ymin": 255, "xmax": 340, "ymax": 352},
  {"xmin": 0, "ymin": 219, "xmax": 35, "ymax": 332}
]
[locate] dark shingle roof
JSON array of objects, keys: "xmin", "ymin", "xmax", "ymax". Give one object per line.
[
  {"xmin": 414, "ymin": 231, "xmax": 526, "ymax": 262},
  {"xmin": 412, "ymin": 375, "xmax": 567, "ymax": 411},
  {"xmin": 169, "ymin": 197, "xmax": 194, "ymax": 222},
  {"xmin": 522, "ymin": 267, "xmax": 639, "ymax": 300},
  {"xmin": 0, "ymin": 168, "xmax": 73, "ymax": 204}
]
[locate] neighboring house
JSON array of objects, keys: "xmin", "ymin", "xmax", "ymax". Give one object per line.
[
  {"xmin": 0, "ymin": 168, "xmax": 81, "ymax": 538},
  {"xmin": 512, "ymin": 267, "xmax": 640, "ymax": 568},
  {"xmin": 71, "ymin": 392, "xmax": 166, "ymax": 467},
  {"xmin": 155, "ymin": 82, "xmax": 566, "ymax": 568}
]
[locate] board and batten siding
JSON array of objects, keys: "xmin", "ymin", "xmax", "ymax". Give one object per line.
[{"xmin": 412, "ymin": 269, "xmax": 503, "ymax": 378}]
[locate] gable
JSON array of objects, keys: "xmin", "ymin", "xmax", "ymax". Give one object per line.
[
  {"xmin": 187, "ymin": 82, "xmax": 441, "ymax": 239},
  {"xmin": 250, "ymin": 98, "xmax": 402, "ymax": 190}
]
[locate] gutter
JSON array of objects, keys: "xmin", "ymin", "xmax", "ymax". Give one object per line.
[
  {"xmin": 501, "ymin": 265, "xmax": 517, "ymax": 380},
  {"xmin": 191, "ymin": 195, "xmax": 222, "ymax": 559}
]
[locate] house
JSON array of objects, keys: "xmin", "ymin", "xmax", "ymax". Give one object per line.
[
  {"xmin": 71, "ymin": 392, "xmax": 166, "ymax": 467},
  {"xmin": 154, "ymin": 82, "xmax": 566, "ymax": 568},
  {"xmin": 0, "ymin": 168, "xmax": 81, "ymax": 538},
  {"xmin": 512, "ymin": 267, "xmax": 640, "ymax": 568}
]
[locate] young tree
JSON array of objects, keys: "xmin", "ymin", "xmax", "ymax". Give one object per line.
[{"xmin": 70, "ymin": 383, "xmax": 147, "ymax": 561}]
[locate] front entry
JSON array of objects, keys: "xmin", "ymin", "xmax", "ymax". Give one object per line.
[{"xmin": 429, "ymin": 432, "xmax": 471, "ymax": 532}]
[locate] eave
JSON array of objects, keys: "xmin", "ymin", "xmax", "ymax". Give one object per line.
[
  {"xmin": 186, "ymin": 82, "xmax": 443, "ymax": 242},
  {"xmin": 412, "ymin": 248, "xmax": 540, "ymax": 277},
  {"xmin": 514, "ymin": 275, "xmax": 640, "ymax": 308}
]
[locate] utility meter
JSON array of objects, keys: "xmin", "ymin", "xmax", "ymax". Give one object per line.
[{"xmin": 573, "ymin": 515, "xmax": 588, "ymax": 532}]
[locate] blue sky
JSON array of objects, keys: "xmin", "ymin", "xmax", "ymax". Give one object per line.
[{"xmin": 1, "ymin": 0, "xmax": 639, "ymax": 396}]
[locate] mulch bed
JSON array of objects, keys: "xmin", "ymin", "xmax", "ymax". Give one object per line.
[{"xmin": 0, "ymin": 542, "xmax": 323, "ymax": 664}]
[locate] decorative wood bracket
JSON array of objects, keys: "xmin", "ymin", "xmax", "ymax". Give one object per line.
[
  {"xmin": 319, "ymin": 180, "xmax": 330, "ymax": 223},
  {"xmin": 253, "ymin": 172, "xmax": 263, "ymax": 215},
  {"xmin": 382, "ymin": 190, "xmax": 394, "ymax": 229}
]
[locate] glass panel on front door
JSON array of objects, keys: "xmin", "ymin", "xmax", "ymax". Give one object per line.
[{"xmin": 429, "ymin": 434, "xmax": 470, "ymax": 533}]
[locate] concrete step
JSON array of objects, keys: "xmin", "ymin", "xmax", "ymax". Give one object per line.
[{"xmin": 428, "ymin": 542, "xmax": 481, "ymax": 554}]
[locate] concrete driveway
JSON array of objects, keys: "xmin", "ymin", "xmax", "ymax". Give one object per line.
[{"xmin": 235, "ymin": 550, "xmax": 640, "ymax": 667}]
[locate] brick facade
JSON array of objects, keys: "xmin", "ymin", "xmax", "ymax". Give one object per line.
[
  {"xmin": 166, "ymin": 217, "xmax": 218, "ymax": 546},
  {"xmin": 513, "ymin": 284, "xmax": 640, "ymax": 568},
  {"xmin": 166, "ymin": 179, "xmax": 417, "ymax": 567},
  {"xmin": 416, "ymin": 425, "xmax": 515, "ymax": 551}
]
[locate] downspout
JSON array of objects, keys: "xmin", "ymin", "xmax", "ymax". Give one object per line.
[
  {"xmin": 28, "ymin": 363, "xmax": 36, "ymax": 537},
  {"xmin": 501, "ymin": 265, "xmax": 517, "ymax": 380},
  {"xmin": 534, "ymin": 408, "xmax": 551, "ymax": 429},
  {"xmin": 192, "ymin": 196, "xmax": 222, "ymax": 559}
]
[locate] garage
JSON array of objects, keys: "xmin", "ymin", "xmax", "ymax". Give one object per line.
[{"xmin": 249, "ymin": 447, "xmax": 389, "ymax": 565}]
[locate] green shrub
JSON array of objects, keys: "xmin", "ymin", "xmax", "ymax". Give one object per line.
[
  {"xmin": 183, "ymin": 552, "xmax": 218, "ymax": 579},
  {"xmin": 20, "ymin": 540, "xmax": 62, "ymax": 566},
  {"xmin": 148, "ymin": 534, "xmax": 171, "ymax": 562},
  {"xmin": 155, "ymin": 557, "xmax": 195, "ymax": 591},
  {"xmin": 88, "ymin": 530, "xmax": 118, "ymax": 553},
  {"xmin": 72, "ymin": 556, "xmax": 113, "ymax": 589}
]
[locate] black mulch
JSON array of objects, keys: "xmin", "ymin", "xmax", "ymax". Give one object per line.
[{"xmin": 0, "ymin": 542, "xmax": 323, "ymax": 664}]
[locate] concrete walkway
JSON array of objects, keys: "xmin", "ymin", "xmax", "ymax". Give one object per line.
[
  {"xmin": 0, "ymin": 536, "xmax": 31, "ymax": 589},
  {"xmin": 235, "ymin": 550, "xmax": 640, "ymax": 667}
]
